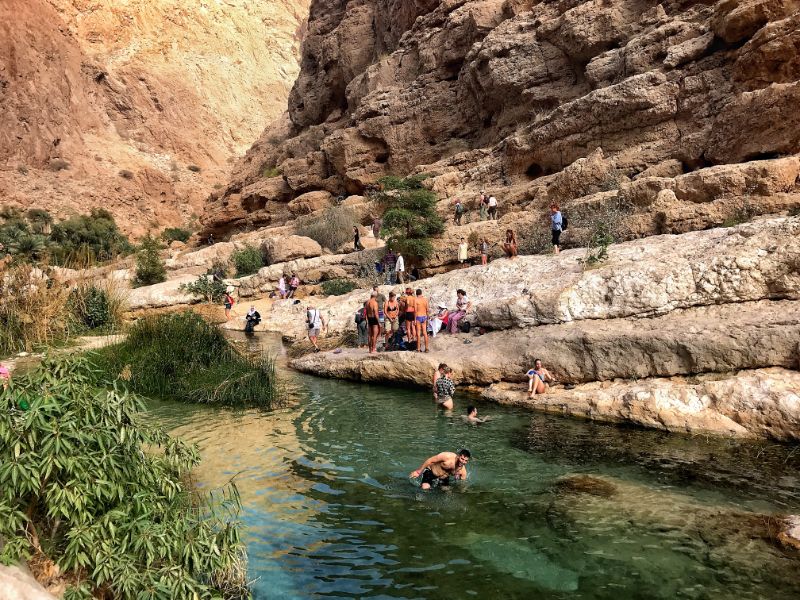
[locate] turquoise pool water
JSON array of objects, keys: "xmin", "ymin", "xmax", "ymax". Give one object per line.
[{"xmin": 150, "ymin": 336, "xmax": 800, "ymax": 599}]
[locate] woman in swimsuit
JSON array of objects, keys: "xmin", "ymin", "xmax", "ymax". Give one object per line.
[
  {"xmin": 503, "ymin": 229, "xmax": 518, "ymax": 259},
  {"xmin": 527, "ymin": 358, "xmax": 556, "ymax": 397}
]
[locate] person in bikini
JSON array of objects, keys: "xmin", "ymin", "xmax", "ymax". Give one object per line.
[
  {"xmin": 527, "ymin": 358, "xmax": 556, "ymax": 396},
  {"xmin": 404, "ymin": 288, "xmax": 417, "ymax": 344},
  {"xmin": 384, "ymin": 291, "xmax": 400, "ymax": 345},
  {"xmin": 366, "ymin": 291, "xmax": 381, "ymax": 353},
  {"xmin": 410, "ymin": 449, "xmax": 471, "ymax": 490},
  {"xmin": 414, "ymin": 288, "xmax": 430, "ymax": 352}
]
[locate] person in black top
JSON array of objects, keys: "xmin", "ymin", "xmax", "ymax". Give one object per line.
[
  {"xmin": 244, "ymin": 305, "xmax": 261, "ymax": 334},
  {"xmin": 353, "ymin": 226, "xmax": 364, "ymax": 251}
]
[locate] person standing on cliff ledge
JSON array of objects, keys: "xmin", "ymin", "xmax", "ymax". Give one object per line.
[
  {"xmin": 395, "ymin": 251, "xmax": 405, "ymax": 283},
  {"xmin": 366, "ymin": 291, "xmax": 381, "ymax": 354},
  {"xmin": 479, "ymin": 191, "xmax": 488, "ymax": 221},
  {"xmin": 550, "ymin": 203, "xmax": 563, "ymax": 254}
]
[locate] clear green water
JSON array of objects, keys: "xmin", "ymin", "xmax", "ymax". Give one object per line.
[{"xmin": 150, "ymin": 336, "xmax": 800, "ymax": 599}]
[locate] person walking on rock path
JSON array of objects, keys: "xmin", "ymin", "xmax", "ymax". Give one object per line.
[
  {"xmin": 480, "ymin": 238, "xmax": 489, "ymax": 265},
  {"xmin": 448, "ymin": 289, "xmax": 471, "ymax": 334},
  {"xmin": 551, "ymin": 203, "xmax": 563, "ymax": 254},
  {"xmin": 488, "ymin": 195, "xmax": 498, "ymax": 220},
  {"xmin": 454, "ymin": 198, "xmax": 464, "ymax": 225},
  {"xmin": 306, "ymin": 304, "xmax": 326, "ymax": 352},
  {"xmin": 354, "ymin": 226, "xmax": 364, "ymax": 251}
]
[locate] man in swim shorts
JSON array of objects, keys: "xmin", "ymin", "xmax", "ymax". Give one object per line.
[
  {"xmin": 366, "ymin": 291, "xmax": 380, "ymax": 354},
  {"xmin": 414, "ymin": 288, "xmax": 430, "ymax": 352},
  {"xmin": 404, "ymin": 288, "xmax": 417, "ymax": 344},
  {"xmin": 410, "ymin": 449, "xmax": 471, "ymax": 489}
]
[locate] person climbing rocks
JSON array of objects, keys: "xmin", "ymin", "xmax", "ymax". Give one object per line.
[
  {"xmin": 454, "ymin": 198, "xmax": 464, "ymax": 225},
  {"xmin": 527, "ymin": 358, "xmax": 556, "ymax": 396},
  {"xmin": 488, "ymin": 195, "xmax": 498, "ymax": 220},
  {"xmin": 550, "ymin": 203, "xmax": 563, "ymax": 254},
  {"xmin": 502, "ymin": 229, "xmax": 518, "ymax": 259},
  {"xmin": 479, "ymin": 191, "xmax": 488, "ymax": 221},
  {"xmin": 409, "ymin": 448, "xmax": 471, "ymax": 489},
  {"xmin": 354, "ymin": 226, "xmax": 364, "ymax": 251}
]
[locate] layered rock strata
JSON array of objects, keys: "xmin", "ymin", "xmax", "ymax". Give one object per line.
[{"xmin": 203, "ymin": 0, "xmax": 800, "ymax": 240}]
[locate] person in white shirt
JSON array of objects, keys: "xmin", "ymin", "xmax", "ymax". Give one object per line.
[
  {"xmin": 458, "ymin": 237, "xmax": 469, "ymax": 265},
  {"xmin": 488, "ymin": 196, "xmax": 498, "ymax": 220},
  {"xmin": 395, "ymin": 252, "xmax": 405, "ymax": 283},
  {"xmin": 306, "ymin": 305, "xmax": 326, "ymax": 352}
]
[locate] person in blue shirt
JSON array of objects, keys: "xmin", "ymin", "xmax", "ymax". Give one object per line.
[{"xmin": 550, "ymin": 203, "xmax": 563, "ymax": 254}]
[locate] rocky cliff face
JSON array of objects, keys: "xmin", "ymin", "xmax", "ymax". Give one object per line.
[
  {"xmin": 204, "ymin": 0, "xmax": 800, "ymax": 236},
  {"xmin": 0, "ymin": 0, "xmax": 308, "ymax": 236}
]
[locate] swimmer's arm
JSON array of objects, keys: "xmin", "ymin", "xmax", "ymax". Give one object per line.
[
  {"xmin": 454, "ymin": 467, "xmax": 468, "ymax": 480},
  {"xmin": 410, "ymin": 453, "xmax": 447, "ymax": 478}
]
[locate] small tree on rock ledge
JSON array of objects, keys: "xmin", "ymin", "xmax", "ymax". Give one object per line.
[{"xmin": 376, "ymin": 174, "xmax": 444, "ymax": 260}]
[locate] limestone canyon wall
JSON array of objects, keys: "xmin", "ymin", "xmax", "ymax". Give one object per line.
[
  {"xmin": 0, "ymin": 0, "xmax": 309, "ymax": 236},
  {"xmin": 204, "ymin": 0, "xmax": 800, "ymax": 237}
]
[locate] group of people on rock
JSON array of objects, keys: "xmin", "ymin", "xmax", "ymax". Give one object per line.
[{"xmin": 352, "ymin": 286, "xmax": 473, "ymax": 353}]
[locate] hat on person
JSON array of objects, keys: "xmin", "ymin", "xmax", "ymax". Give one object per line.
[
  {"xmin": 437, "ymin": 303, "xmax": 447, "ymax": 309},
  {"xmin": 226, "ymin": 285, "xmax": 234, "ymax": 293}
]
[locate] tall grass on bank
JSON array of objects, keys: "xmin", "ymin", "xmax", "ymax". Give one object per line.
[
  {"xmin": 0, "ymin": 262, "xmax": 127, "ymax": 354},
  {"xmin": 91, "ymin": 311, "xmax": 281, "ymax": 408}
]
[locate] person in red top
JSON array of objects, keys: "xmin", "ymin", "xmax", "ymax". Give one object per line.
[{"xmin": 223, "ymin": 288, "xmax": 235, "ymax": 321}]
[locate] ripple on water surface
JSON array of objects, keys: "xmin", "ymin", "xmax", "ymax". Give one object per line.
[{"xmin": 150, "ymin": 337, "xmax": 800, "ymax": 600}]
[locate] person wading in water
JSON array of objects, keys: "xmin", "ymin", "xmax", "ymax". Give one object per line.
[{"xmin": 410, "ymin": 449, "xmax": 471, "ymax": 490}]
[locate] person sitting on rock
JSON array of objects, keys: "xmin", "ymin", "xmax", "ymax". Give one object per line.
[
  {"xmin": 527, "ymin": 358, "xmax": 556, "ymax": 397},
  {"xmin": 244, "ymin": 305, "xmax": 261, "ymax": 334},
  {"xmin": 430, "ymin": 304, "xmax": 449, "ymax": 337},
  {"xmin": 409, "ymin": 448, "xmax": 471, "ymax": 490},
  {"xmin": 502, "ymin": 229, "xmax": 517, "ymax": 259},
  {"xmin": 448, "ymin": 289, "xmax": 471, "ymax": 334},
  {"xmin": 287, "ymin": 273, "xmax": 300, "ymax": 298}
]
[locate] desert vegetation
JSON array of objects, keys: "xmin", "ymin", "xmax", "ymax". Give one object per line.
[
  {"xmin": 91, "ymin": 312, "xmax": 280, "ymax": 409},
  {"xmin": 294, "ymin": 205, "xmax": 359, "ymax": 251},
  {"xmin": 0, "ymin": 356, "xmax": 249, "ymax": 599}
]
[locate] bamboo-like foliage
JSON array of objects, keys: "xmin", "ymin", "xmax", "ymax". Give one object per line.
[{"xmin": 0, "ymin": 357, "xmax": 249, "ymax": 599}]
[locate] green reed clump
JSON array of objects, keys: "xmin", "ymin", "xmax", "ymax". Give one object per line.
[{"xmin": 92, "ymin": 311, "xmax": 280, "ymax": 408}]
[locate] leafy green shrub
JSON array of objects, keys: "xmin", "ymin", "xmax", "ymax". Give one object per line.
[
  {"xmin": 0, "ymin": 356, "xmax": 249, "ymax": 599},
  {"xmin": 49, "ymin": 209, "xmax": 132, "ymax": 265},
  {"xmin": 294, "ymin": 206, "xmax": 358, "ymax": 251},
  {"xmin": 231, "ymin": 244, "xmax": 263, "ymax": 277},
  {"xmin": 68, "ymin": 282, "xmax": 126, "ymax": 331},
  {"xmin": 26, "ymin": 209, "xmax": 53, "ymax": 234},
  {"xmin": 179, "ymin": 274, "xmax": 227, "ymax": 303},
  {"xmin": 134, "ymin": 234, "xmax": 166, "ymax": 286},
  {"xmin": 321, "ymin": 278, "xmax": 357, "ymax": 296},
  {"xmin": 376, "ymin": 174, "xmax": 444, "ymax": 259},
  {"xmin": 92, "ymin": 311, "xmax": 280, "ymax": 408},
  {"xmin": 161, "ymin": 227, "xmax": 192, "ymax": 243}
]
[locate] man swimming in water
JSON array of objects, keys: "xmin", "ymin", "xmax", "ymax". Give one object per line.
[
  {"xmin": 463, "ymin": 405, "xmax": 490, "ymax": 424},
  {"xmin": 410, "ymin": 449, "xmax": 471, "ymax": 489}
]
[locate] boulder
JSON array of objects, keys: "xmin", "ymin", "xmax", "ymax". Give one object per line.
[
  {"xmin": 288, "ymin": 190, "xmax": 334, "ymax": 216},
  {"xmin": 261, "ymin": 235, "xmax": 323, "ymax": 265}
]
